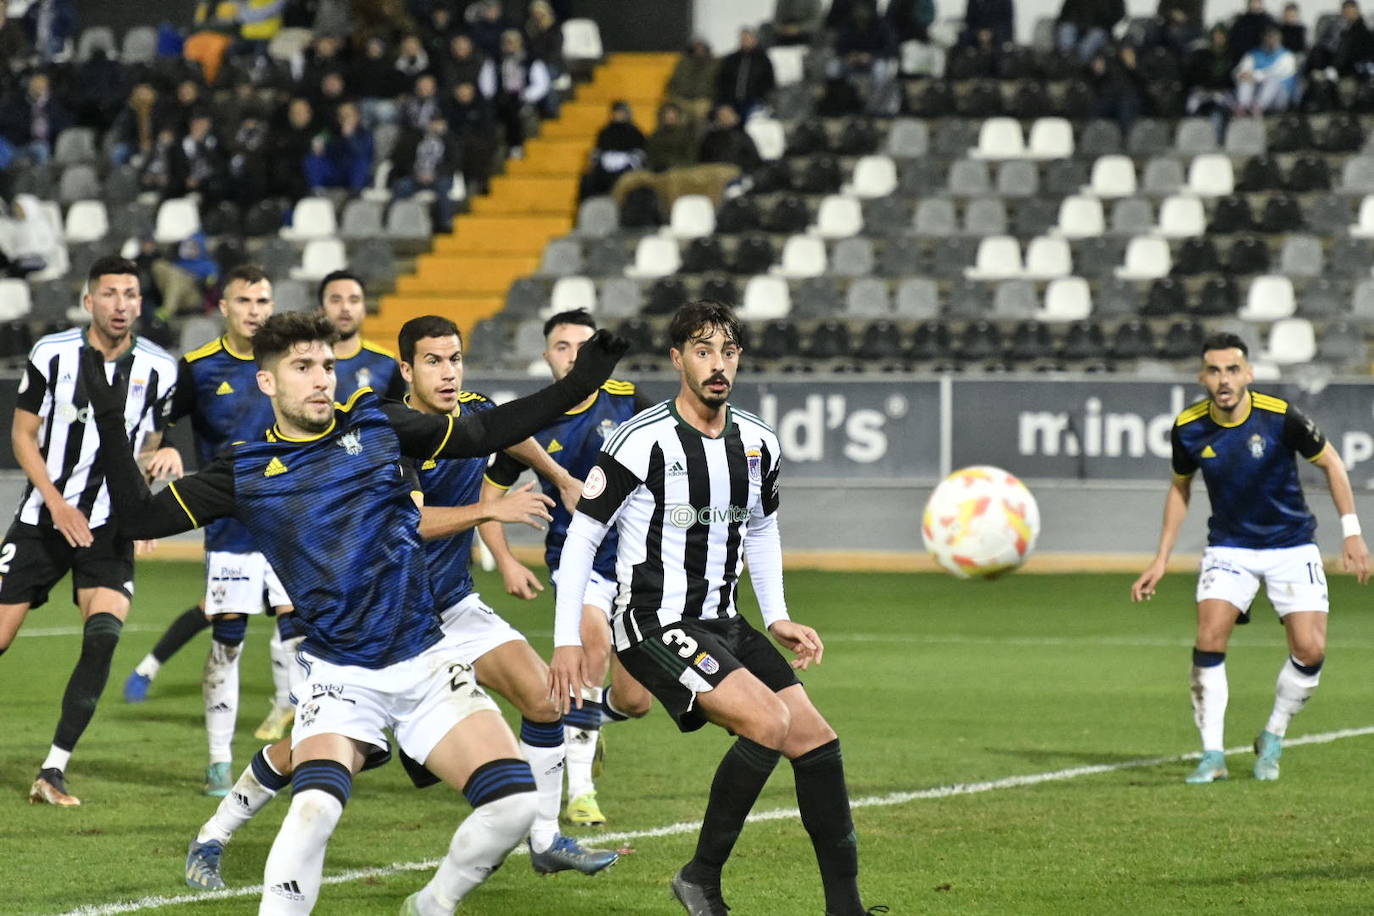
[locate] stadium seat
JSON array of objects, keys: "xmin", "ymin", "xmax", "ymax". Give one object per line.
[
  {"xmin": 1224, "ymin": 117, "xmax": 1267, "ymax": 155},
  {"xmin": 1210, "ymin": 194, "xmax": 1255, "ymax": 233},
  {"xmin": 121, "ymin": 25, "xmax": 158, "ymax": 63},
  {"xmin": 1330, "ymin": 237, "xmax": 1373, "ymax": 276},
  {"xmin": 772, "ymin": 235, "xmax": 827, "ymax": 278},
  {"xmin": 831, "ymin": 237, "xmax": 875, "ymax": 277},
  {"xmin": 576, "ymin": 196, "xmax": 619, "ymax": 237},
  {"xmin": 1160, "ymin": 319, "xmax": 1204, "ymax": 359},
  {"xmin": 1173, "ymin": 237, "xmax": 1221, "ymax": 275},
  {"xmin": 281, "ymin": 197, "xmax": 338, "ymax": 242},
  {"xmin": 886, "ymin": 119, "xmax": 929, "ymax": 158},
  {"xmin": 537, "ymin": 238, "xmax": 584, "ymax": 276},
  {"xmin": 1340, "ymin": 156, "xmax": 1374, "ymax": 195},
  {"xmin": 664, "ymin": 195, "xmax": 715, "ymax": 240},
  {"xmin": 1074, "ymin": 237, "xmax": 1126, "ymax": 278},
  {"xmin": 894, "ymin": 278, "xmax": 939, "ymax": 318},
  {"xmin": 947, "ymin": 158, "xmax": 991, "ymax": 196},
  {"xmin": 929, "ymin": 237, "xmax": 978, "ymax": 278},
  {"xmin": 1265, "ymin": 318, "xmax": 1316, "ymax": 365},
  {"xmin": 1079, "ymin": 120, "xmax": 1123, "ymax": 157},
  {"xmin": 847, "ymin": 155, "xmax": 898, "ymax": 198},
  {"xmin": 1040, "ymin": 277, "xmax": 1092, "ymax": 321},
  {"xmin": 1350, "ymin": 195, "xmax": 1374, "ymax": 238},
  {"xmin": 1142, "ymin": 156, "xmax": 1185, "ymax": 194},
  {"xmin": 385, "ymin": 199, "xmax": 431, "ymax": 240},
  {"xmin": 913, "ymin": 198, "xmax": 957, "ymax": 237},
  {"xmin": 1225, "ymin": 235, "xmax": 1270, "ymax": 274},
  {"xmin": 965, "ymin": 236, "xmax": 1023, "ymax": 280},
  {"xmin": 1127, "ymin": 119, "xmax": 1171, "ymax": 156},
  {"xmin": 1007, "ymin": 319, "xmax": 1055, "ymax": 361},
  {"xmin": 1278, "ymin": 235, "xmax": 1324, "ymax": 278},
  {"xmin": 1049, "ymin": 161, "xmax": 1091, "ymax": 196},
  {"xmin": 810, "ymin": 195, "xmax": 863, "ymax": 239},
  {"xmin": 804, "ymin": 319, "xmax": 851, "ymax": 360},
  {"xmin": 790, "ymin": 276, "xmax": 841, "ymax": 319},
  {"xmin": 729, "ymin": 233, "xmax": 775, "ymax": 274},
  {"xmin": 1116, "ymin": 236, "xmax": 1171, "ymax": 280},
  {"xmin": 963, "ymin": 198, "xmax": 1007, "ymax": 236},
  {"xmin": 740, "ymin": 276, "xmax": 791, "ymax": 321},
  {"xmin": 1318, "ymin": 320, "xmax": 1367, "ymax": 366},
  {"xmin": 763, "ymin": 195, "xmax": 809, "ymax": 233},
  {"xmin": 624, "ymin": 236, "xmax": 681, "ymax": 279},
  {"xmin": 644, "ymin": 276, "xmax": 688, "ymax": 315},
  {"xmin": 595, "ymin": 278, "xmax": 640, "ymax": 319},
  {"xmin": 1187, "ymin": 154, "xmax": 1234, "ymax": 196},
  {"xmin": 907, "ymin": 320, "xmax": 954, "ymax": 361},
  {"xmin": 339, "ymin": 199, "xmax": 385, "ymax": 240},
  {"xmin": 1175, "ymin": 118, "xmax": 1219, "ymax": 154},
  {"xmin": 153, "ymin": 197, "xmax": 200, "ymax": 244},
  {"xmin": 767, "ymin": 45, "xmax": 805, "ymax": 85},
  {"xmin": 58, "ymin": 165, "xmax": 99, "ymax": 204},
  {"xmin": 273, "ymin": 278, "xmax": 311, "ymax": 313},
  {"xmin": 1013, "ymin": 198, "xmax": 1058, "ymax": 237},
  {"xmin": 898, "ymin": 159, "xmax": 942, "ymax": 195},
  {"xmin": 290, "ymin": 239, "xmax": 347, "ymax": 280},
  {"xmin": 1286, "ymin": 155, "xmax": 1332, "ymax": 193},
  {"xmin": 956, "ymin": 319, "xmax": 1003, "ymax": 361},
  {"xmin": 1110, "ymin": 320, "xmax": 1157, "ymax": 360},
  {"xmin": 54, "ymin": 128, "xmax": 97, "ymax": 167},
  {"xmin": 856, "ymin": 319, "xmax": 905, "ymax": 361},
  {"xmin": 972, "ymin": 117, "xmax": 1025, "ymax": 159},
  {"xmin": 1022, "ymin": 236, "xmax": 1072, "ymax": 280},
  {"xmin": 0, "ymin": 278, "xmax": 32, "ymax": 321},
  {"xmin": 1194, "ymin": 276, "xmax": 1239, "ymax": 315},
  {"xmin": 1088, "ymin": 155, "xmax": 1137, "ymax": 197},
  {"xmin": 876, "ymin": 237, "xmax": 923, "ymax": 277},
  {"xmin": 745, "ymin": 117, "xmax": 786, "ymax": 161},
  {"xmin": 1298, "ymin": 277, "xmax": 1343, "ymax": 317},
  {"xmin": 549, "ymin": 276, "xmax": 597, "ymax": 314},
  {"xmin": 1025, "ymin": 117, "xmax": 1073, "ymax": 160},
  {"xmin": 995, "ymin": 160, "xmax": 1039, "ymax": 198},
  {"xmin": 1156, "ymin": 195, "xmax": 1205, "ymax": 238},
  {"xmin": 505, "ymin": 277, "xmax": 550, "ymax": 316},
  {"xmin": 1094, "ymin": 276, "xmax": 1140, "ymax": 316},
  {"xmin": 76, "ymin": 26, "xmax": 115, "ymax": 61},
  {"xmin": 993, "ymin": 280, "xmax": 1037, "ymax": 318},
  {"xmin": 562, "ymin": 19, "xmax": 603, "ymax": 60},
  {"xmin": 861, "ymin": 197, "xmax": 910, "ymax": 235},
  {"xmin": 1239, "ymin": 275, "xmax": 1296, "ymax": 321},
  {"xmin": 1108, "ymin": 198, "xmax": 1154, "ymax": 236},
  {"xmin": 681, "ymin": 237, "xmax": 726, "ymax": 274},
  {"xmin": 844, "ymin": 277, "xmax": 890, "ymax": 316},
  {"xmin": 1054, "ymin": 195, "xmax": 1105, "ymax": 238},
  {"xmin": 64, "ymin": 200, "xmax": 108, "ymax": 244},
  {"xmin": 267, "ymin": 27, "xmax": 313, "ymax": 61}
]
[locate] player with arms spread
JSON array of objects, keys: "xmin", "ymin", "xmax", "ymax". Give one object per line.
[
  {"xmin": 548, "ymin": 301, "xmax": 879, "ymax": 916},
  {"xmin": 82, "ymin": 311, "xmax": 628, "ymax": 913},
  {"xmin": 1132, "ymin": 332, "xmax": 1369, "ymax": 783}
]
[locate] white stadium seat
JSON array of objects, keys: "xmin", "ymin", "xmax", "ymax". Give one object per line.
[
  {"xmin": 772, "ymin": 235, "xmax": 828, "ymax": 278},
  {"xmin": 965, "ymin": 235, "xmax": 1023, "ymax": 280},
  {"xmin": 624, "ymin": 236, "xmax": 681, "ymax": 278},
  {"xmin": 739, "ymin": 275, "xmax": 791, "ymax": 320},
  {"xmin": 971, "ymin": 117, "xmax": 1025, "ymax": 160},
  {"xmin": 1239, "ymin": 275, "xmax": 1296, "ymax": 321},
  {"xmin": 1115, "ymin": 236, "xmax": 1171, "ymax": 280},
  {"xmin": 810, "ymin": 195, "xmax": 864, "ymax": 239}
]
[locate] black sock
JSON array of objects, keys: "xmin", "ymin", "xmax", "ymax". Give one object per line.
[
  {"xmin": 683, "ymin": 737, "xmax": 780, "ymax": 885},
  {"xmin": 792, "ymin": 739, "xmax": 863, "ymax": 915},
  {"xmin": 152, "ymin": 606, "xmax": 211, "ymax": 664},
  {"xmin": 52, "ymin": 613, "xmax": 124, "ymax": 752}
]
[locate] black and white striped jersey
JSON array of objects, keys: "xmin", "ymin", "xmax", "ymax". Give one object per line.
[
  {"xmin": 553, "ymin": 398, "xmax": 788, "ymax": 651},
  {"xmin": 14, "ymin": 328, "xmax": 177, "ymax": 529}
]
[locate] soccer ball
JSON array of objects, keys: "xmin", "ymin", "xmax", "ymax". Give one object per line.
[{"xmin": 921, "ymin": 466, "xmax": 1041, "ymax": 579}]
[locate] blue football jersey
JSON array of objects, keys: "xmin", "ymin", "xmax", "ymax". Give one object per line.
[
  {"xmin": 334, "ymin": 339, "xmax": 406, "ymax": 401},
  {"xmin": 486, "ymin": 381, "xmax": 643, "ymax": 578},
  {"xmin": 412, "ymin": 392, "xmax": 496, "ymax": 610},
  {"xmin": 167, "ymin": 337, "xmax": 276, "ymax": 553},
  {"xmin": 1171, "ymin": 392, "xmax": 1328, "ymax": 549}
]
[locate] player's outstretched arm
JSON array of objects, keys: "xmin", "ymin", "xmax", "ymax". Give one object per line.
[
  {"xmin": 1131, "ymin": 475, "xmax": 1193, "ymax": 602},
  {"xmin": 549, "ymin": 511, "xmax": 612, "ymax": 712},
  {"xmin": 477, "ymin": 477, "xmax": 546, "ymax": 599},
  {"xmin": 1312, "ymin": 445, "xmax": 1371, "ymax": 584},
  {"xmin": 504, "ymin": 437, "xmax": 582, "ymax": 513}
]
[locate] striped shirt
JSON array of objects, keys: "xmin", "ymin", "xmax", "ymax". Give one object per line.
[
  {"xmin": 553, "ymin": 399, "xmax": 787, "ymax": 650},
  {"xmin": 14, "ymin": 328, "xmax": 177, "ymax": 529}
]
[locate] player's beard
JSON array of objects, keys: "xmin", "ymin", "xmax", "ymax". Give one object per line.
[
  {"xmin": 689, "ymin": 371, "xmax": 731, "ymax": 408},
  {"xmin": 279, "ymin": 399, "xmax": 334, "ymax": 435}
]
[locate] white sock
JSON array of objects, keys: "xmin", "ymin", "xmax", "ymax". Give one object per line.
[
  {"xmin": 519, "ymin": 740, "xmax": 564, "ymax": 853},
  {"xmin": 563, "ymin": 726, "xmax": 599, "ymax": 801},
  {"xmin": 198, "ymin": 761, "xmax": 282, "ymax": 845},
  {"xmin": 270, "ymin": 633, "xmax": 304, "ymax": 709},
  {"xmin": 1265, "ymin": 656, "xmax": 1322, "ymax": 737},
  {"xmin": 1190, "ymin": 661, "xmax": 1228, "ymax": 752},
  {"xmin": 414, "ymin": 792, "xmax": 536, "ymax": 913},
  {"xmin": 205, "ymin": 640, "xmax": 242, "ymax": 764},
  {"xmin": 134, "ymin": 653, "xmax": 161, "ymax": 678},
  {"xmin": 260, "ymin": 790, "xmax": 343, "ymax": 915},
  {"xmin": 42, "ymin": 745, "xmax": 72, "ymax": 772}
]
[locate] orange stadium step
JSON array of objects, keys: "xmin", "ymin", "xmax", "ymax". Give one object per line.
[
  {"xmin": 395, "ymin": 254, "xmax": 539, "ymax": 296},
  {"xmin": 431, "ymin": 215, "xmax": 572, "ymax": 255},
  {"xmin": 469, "ymin": 175, "xmax": 579, "ymax": 216}
]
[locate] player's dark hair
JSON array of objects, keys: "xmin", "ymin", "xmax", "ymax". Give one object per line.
[
  {"xmin": 669, "ymin": 300, "xmax": 742, "ymax": 351},
  {"xmin": 223, "ymin": 263, "xmax": 270, "ymax": 289},
  {"xmin": 398, "ymin": 315, "xmax": 462, "ymax": 364},
  {"xmin": 86, "ymin": 255, "xmax": 138, "ymax": 287},
  {"xmin": 253, "ymin": 312, "xmax": 339, "ymax": 368},
  {"xmin": 543, "ymin": 308, "xmax": 597, "ymax": 338},
  {"xmin": 1200, "ymin": 332, "xmax": 1249, "ymax": 358},
  {"xmin": 316, "ymin": 269, "xmax": 365, "ymax": 307}
]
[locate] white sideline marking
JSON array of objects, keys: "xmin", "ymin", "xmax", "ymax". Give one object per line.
[
  {"xmin": 17, "ymin": 625, "xmax": 160, "ymax": 639},
  {"xmin": 48, "ymin": 725, "xmax": 1374, "ymax": 916}
]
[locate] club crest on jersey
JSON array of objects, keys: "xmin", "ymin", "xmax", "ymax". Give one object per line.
[
  {"xmin": 1248, "ymin": 434, "xmax": 1265, "ymax": 459},
  {"xmin": 354, "ymin": 368, "xmax": 373, "ymax": 390},
  {"xmin": 693, "ymin": 652, "xmax": 719, "ymax": 675},
  {"xmin": 597, "ymin": 418, "xmax": 618, "ymax": 439},
  {"xmin": 338, "ymin": 430, "xmax": 363, "ymax": 455},
  {"xmin": 130, "ymin": 377, "xmax": 146, "ymax": 399},
  {"xmin": 746, "ymin": 448, "xmax": 762, "ymax": 483},
  {"xmin": 298, "ymin": 702, "xmax": 319, "ymax": 727}
]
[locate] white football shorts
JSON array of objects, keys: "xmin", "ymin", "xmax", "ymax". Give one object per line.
[
  {"xmin": 439, "ymin": 592, "xmax": 526, "ymax": 662},
  {"xmin": 551, "ymin": 567, "xmax": 618, "ymax": 620},
  {"xmin": 204, "ymin": 551, "xmax": 289, "ymax": 616},
  {"xmin": 290, "ymin": 632, "xmax": 501, "ymax": 765},
  {"xmin": 1196, "ymin": 543, "xmax": 1329, "ymax": 616}
]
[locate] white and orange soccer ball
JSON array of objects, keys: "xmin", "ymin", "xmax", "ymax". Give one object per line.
[{"xmin": 922, "ymin": 465, "xmax": 1041, "ymax": 579}]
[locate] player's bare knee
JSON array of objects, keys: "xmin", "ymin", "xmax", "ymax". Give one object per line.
[
  {"xmin": 619, "ymin": 687, "xmax": 652, "ymax": 718},
  {"xmin": 1291, "ymin": 643, "xmax": 1325, "ymax": 668}
]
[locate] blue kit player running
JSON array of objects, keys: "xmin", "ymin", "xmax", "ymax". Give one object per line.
[
  {"xmin": 482, "ymin": 308, "xmax": 655, "ymax": 827},
  {"xmin": 1132, "ymin": 332, "xmax": 1369, "ymax": 783},
  {"xmin": 83, "ymin": 311, "xmax": 629, "ymax": 914}
]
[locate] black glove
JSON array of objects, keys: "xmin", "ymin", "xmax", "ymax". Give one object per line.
[
  {"xmin": 78, "ymin": 347, "xmax": 127, "ymax": 425},
  {"xmin": 566, "ymin": 329, "xmax": 631, "ymax": 390}
]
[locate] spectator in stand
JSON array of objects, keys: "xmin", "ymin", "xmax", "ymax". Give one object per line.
[
  {"xmin": 69, "ymin": 48, "xmax": 129, "ymax": 132},
  {"xmin": 23, "ymin": 0, "xmax": 77, "ymax": 62},
  {"xmin": 271, "ymin": 96, "xmax": 318, "ymax": 199},
  {"xmin": 478, "ymin": 28, "xmax": 550, "ymax": 158},
  {"xmin": 578, "ymin": 100, "xmax": 647, "ymax": 201},
  {"xmin": 353, "ymin": 36, "xmax": 405, "ymax": 128},
  {"xmin": 305, "ymin": 100, "xmax": 373, "ymax": 193},
  {"xmin": 667, "ymin": 37, "xmax": 718, "ymax": 125},
  {"xmin": 698, "ymin": 103, "xmax": 760, "ymax": 172},
  {"xmin": 162, "ymin": 229, "xmax": 219, "ymax": 314},
  {"xmin": 392, "ymin": 111, "xmax": 461, "ymax": 232},
  {"xmin": 395, "ymin": 32, "xmax": 430, "ymax": 81},
  {"xmin": 442, "ymin": 32, "xmax": 487, "ymax": 88},
  {"xmin": 1307, "ymin": 1, "xmax": 1374, "ymax": 76},
  {"xmin": 647, "ymin": 101, "xmax": 698, "ymax": 172},
  {"xmin": 1057, "ymin": 0, "xmax": 1125, "ymax": 63},
  {"xmin": 298, "ymin": 34, "xmax": 348, "ymax": 95},
  {"xmin": 469, "ymin": 0, "xmax": 512, "ymax": 58},
  {"xmin": 0, "ymin": 5, "xmax": 33, "ymax": 73},
  {"xmin": 1154, "ymin": 0, "xmax": 1204, "ymax": 56},
  {"xmin": 444, "ymin": 80, "xmax": 497, "ymax": 194},
  {"xmin": 772, "ymin": 0, "xmax": 824, "ymax": 46},
  {"xmin": 109, "ymin": 82, "xmax": 160, "ymax": 167},
  {"xmin": 238, "ymin": 0, "xmax": 285, "ymax": 49},
  {"xmin": 1088, "ymin": 44, "xmax": 1146, "ymax": 135},
  {"xmin": 1279, "ymin": 2, "xmax": 1307, "ymax": 53},
  {"xmin": 137, "ymin": 128, "xmax": 179, "ymax": 197},
  {"xmin": 715, "ymin": 28, "xmax": 775, "ymax": 120},
  {"xmin": 525, "ymin": 0, "xmax": 563, "ymax": 116},
  {"xmin": 886, "ymin": 0, "xmax": 936, "ymax": 44},
  {"xmin": 311, "ymin": 69, "xmax": 348, "ymax": 124},
  {"xmin": 185, "ymin": 2, "xmax": 238, "ymax": 85},
  {"xmin": 418, "ymin": 4, "xmax": 459, "ymax": 60},
  {"xmin": 1186, "ymin": 25, "xmax": 1237, "ymax": 137},
  {"xmin": 228, "ymin": 110, "xmax": 271, "ymax": 207},
  {"xmin": 0, "ymin": 71, "xmax": 70, "ymax": 166},
  {"xmin": 352, "ymin": 0, "xmax": 415, "ymax": 43},
  {"xmin": 401, "ymin": 72, "xmax": 443, "ymax": 130},
  {"xmin": 832, "ymin": 0, "xmax": 898, "ymax": 77},
  {"xmin": 958, "ymin": 0, "xmax": 1014, "ymax": 49},
  {"xmin": 171, "ymin": 111, "xmax": 228, "ymax": 204},
  {"xmin": 1234, "ymin": 25, "xmax": 1298, "ymax": 114},
  {"xmin": 1229, "ymin": 0, "xmax": 1276, "ymax": 64}
]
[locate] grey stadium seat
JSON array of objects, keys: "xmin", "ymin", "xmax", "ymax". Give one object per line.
[
  {"xmin": 1095, "ymin": 277, "xmax": 1142, "ymax": 316},
  {"xmin": 1340, "ymin": 156, "xmax": 1374, "ymax": 195},
  {"xmin": 1109, "ymin": 198, "xmax": 1154, "ymax": 236},
  {"xmin": 505, "ymin": 276, "xmax": 552, "ymax": 315},
  {"xmin": 273, "ymin": 278, "xmax": 311, "ymax": 313},
  {"xmin": 898, "ymin": 159, "xmax": 943, "ymax": 195},
  {"xmin": 576, "ymin": 196, "xmax": 619, "ymax": 237},
  {"xmin": 876, "ymin": 236, "xmax": 924, "ymax": 277},
  {"xmin": 1298, "ymin": 277, "xmax": 1344, "ymax": 316},
  {"xmin": 1224, "ymin": 118, "xmax": 1267, "ymax": 155},
  {"xmin": 862, "ymin": 197, "xmax": 911, "ymax": 235},
  {"xmin": 1078, "ymin": 120, "xmax": 1123, "ymax": 157},
  {"xmin": 59, "ymin": 164, "xmax": 100, "ymax": 204},
  {"xmin": 995, "ymin": 160, "xmax": 1039, "ymax": 198},
  {"xmin": 913, "ymin": 198, "xmax": 957, "ymax": 237},
  {"xmin": 339, "ymin": 199, "xmax": 385, "ymax": 239},
  {"xmin": 1044, "ymin": 159, "xmax": 1088, "ymax": 195},
  {"xmin": 1304, "ymin": 194, "xmax": 1349, "ymax": 236},
  {"xmin": 597, "ymin": 277, "xmax": 642, "ymax": 318},
  {"xmin": 1142, "ymin": 157, "xmax": 1185, "ymax": 195},
  {"xmin": 947, "ymin": 159, "xmax": 991, "ymax": 196},
  {"xmin": 1127, "ymin": 119, "xmax": 1171, "ymax": 156},
  {"xmin": 386, "ymin": 199, "xmax": 431, "ymax": 241},
  {"xmin": 894, "ymin": 277, "xmax": 939, "ymax": 318},
  {"xmin": 993, "ymin": 280, "xmax": 1038, "ymax": 318},
  {"xmin": 1279, "ymin": 235, "xmax": 1324, "ymax": 278},
  {"xmin": 1175, "ymin": 118, "xmax": 1219, "ymax": 155},
  {"xmin": 844, "ymin": 277, "xmax": 891, "ymax": 316},
  {"xmin": 963, "ymin": 198, "xmax": 1007, "ymax": 236},
  {"xmin": 54, "ymin": 128, "xmax": 98, "ymax": 167},
  {"xmin": 790, "ymin": 277, "xmax": 842, "ymax": 319},
  {"xmin": 121, "ymin": 26, "xmax": 158, "ymax": 63},
  {"xmin": 831, "ymin": 237, "xmax": 875, "ymax": 277},
  {"xmin": 886, "ymin": 118, "xmax": 929, "ymax": 158},
  {"xmin": 537, "ymin": 238, "xmax": 583, "ymax": 276}
]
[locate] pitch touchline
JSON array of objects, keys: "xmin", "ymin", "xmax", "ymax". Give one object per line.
[{"xmin": 49, "ymin": 725, "xmax": 1374, "ymax": 916}]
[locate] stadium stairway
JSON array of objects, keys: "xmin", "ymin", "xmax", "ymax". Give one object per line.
[{"xmin": 367, "ymin": 52, "xmax": 675, "ymax": 347}]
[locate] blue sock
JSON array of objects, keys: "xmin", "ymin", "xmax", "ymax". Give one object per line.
[
  {"xmin": 292, "ymin": 759, "xmax": 352, "ymax": 807},
  {"xmin": 519, "ymin": 717, "xmax": 564, "ymax": 748},
  {"xmin": 463, "ymin": 758, "xmax": 536, "ymax": 807},
  {"xmin": 251, "ymin": 746, "xmax": 291, "ymax": 793},
  {"xmin": 211, "ymin": 615, "xmax": 247, "ymax": 647},
  {"xmin": 564, "ymin": 703, "xmax": 601, "ymax": 732}
]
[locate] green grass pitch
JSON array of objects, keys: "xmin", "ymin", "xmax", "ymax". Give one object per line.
[{"xmin": 5, "ymin": 561, "xmax": 1374, "ymax": 914}]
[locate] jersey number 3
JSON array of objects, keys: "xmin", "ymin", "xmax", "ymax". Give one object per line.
[{"xmin": 661, "ymin": 628, "xmax": 698, "ymax": 659}]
